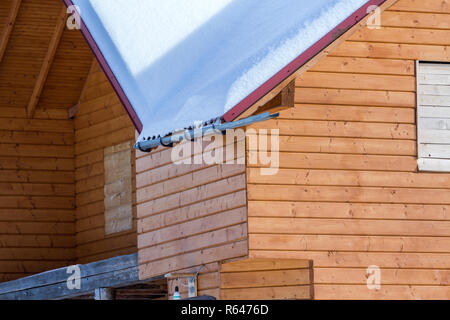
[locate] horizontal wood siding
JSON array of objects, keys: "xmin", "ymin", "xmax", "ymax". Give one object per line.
[
  {"xmin": 246, "ymin": 0, "xmax": 450, "ymax": 300},
  {"xmin": 220, "ymin": 259, "xmax": 313, "ymax": 300},
  {"xmin": 0, "ymin": 109, "xmax": 75, "ymax": 283},
  {"xmin": 74, "ymin": 61, "xmax": 137, "ymax": 264},
  {"xmin": 136, "ymin": 138, "xmax": 248, "ymax": 281}
]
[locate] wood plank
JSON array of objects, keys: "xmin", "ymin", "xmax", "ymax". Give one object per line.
[
  {"xmin": 310, "ymin": 56, "xmax": 415, "ymax": 75},
  {"xmin": 382, "ymin": 11, "xmax": 450, "ymax": 29},
  {"xmin": 221, "ymin": 285, "xmax": 311, "ymax": 300},
  {"xmin": 419, "ymin": 63, "xmax": 450, "ymax": 75},
  {"xmin": 280, "ymin": 104, "xmax": 415, "ymax": 123},
  {"xmin": 418, "ymin": 74, "xmax": 450, "ymax": 85},
  {"xmin": 0, "ymin": 254, "xmax": 153, "ymax": 300},
  {"xmin": 350, "ymin": 27, "xmax": 450, "ymax": 46},
  {"xmin": 247, "ymin": 168, "xmax": 450, "ymax": 189},
  {"xmin": 389, "ymin": 0, "xmax": 450, "ymax": 14},
  {"xmin": 249, "ymin": 250, "xmax": 450, "ymax": 269},
  {"xmin": 249, "ymin": 234, "xmax": 450, "ymax": 253},
  {"xmin": 221, "ymin": 269, "xmax": 310, "ymax": 289},
  {"xmin": 26, "ymin": 5, "xmax": 66, "ymax": 118},
  {"xmin": 247, "ymin": 184, "xmax": 450, "ymax": 204},
  {"xmin": 314, "ymin": 268, "xmax": 450, "ymax": 285},
  {"xmin": 419, "ymin": 143, "xmax": 450, "ymax": 158},
  {"xmin": 221, "ymin": 259, "xmax": 310, "ymax": 273},
  {"xmin": 247, "ymin": 152, "xmax": 418, "ymax": 172},
  {"xmin": 419, "ymin": 129, "xmax": 450, "ymax": 143},
  {"xmin": 295, "ymin": 87, "xmax": 415, "ymax": 107},
  {"xmin": 418, "ymin": 158, "xmax": 450, "ymax": 172},
  {"xmin": 315, "ymin": 284, "xmax": 450, "ymax": 300},
  {"xmin": 0, "ymin": 0, "xmax": 21, "ymax": 63},
  {"xmin": 247, "ymin": 201, "xmax": 450, "ymax": 221},
  {"xmin": 250, "ymin": 119, "xmax": 416, "ymax": 139},
  {"xmin": 248, "ymin": 135, "xmax": 416, "ymax": 156},
  {"xmin": 296, "ymin": 72, "xmax": 415, "ymax": 91},
  {"xmin": 248, "ymin": 217, "xmax": 450, "ymax": 237},
  {"xmin": 331, "ymin": 41, "xmax": 450, "ymax": 61}
]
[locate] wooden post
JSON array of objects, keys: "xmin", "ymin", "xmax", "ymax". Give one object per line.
[
  {"xmin": 26, "ymin": 5, "xmax": 66, "ymax": 118},
  {"xmin": 0, "ymin": 0, "xmax": 22, "ymax": 64},
  {"xmin": 94, "ymin": 288, "xmax": 115, "ymax": 300}
]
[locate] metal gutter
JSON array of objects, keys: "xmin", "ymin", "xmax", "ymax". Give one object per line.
[{"xmin": 135, "ymin": 112, "xmax": 279, "ymax": 152}]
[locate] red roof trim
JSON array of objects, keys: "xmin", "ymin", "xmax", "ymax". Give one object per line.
[
  {"xmin": 62, "ymin": 0, "xmax": 143, "ymax": 133},
  {"xmin": 222, "ymin": 0, "xmax": 387, "ymax": 122}
]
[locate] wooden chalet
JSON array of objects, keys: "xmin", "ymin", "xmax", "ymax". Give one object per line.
[{"xmin": 0, "ymin": 0, "xmax": 449, "ymax": 300}]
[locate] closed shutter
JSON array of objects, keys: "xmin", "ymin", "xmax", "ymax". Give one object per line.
[{"xmin": 417, "ymin": 61, "xmax": 450, "ymax": 172}]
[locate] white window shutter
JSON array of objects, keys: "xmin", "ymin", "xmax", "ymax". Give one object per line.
[{"xmin": 416, "ymin": 61, "xmax": 450, "ymax": 172}]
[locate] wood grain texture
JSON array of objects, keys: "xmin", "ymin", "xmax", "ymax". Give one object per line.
[
  {"xmin": 246, "ymin": 0, "xmax": 450, "ymax": 300},
  {"xmin": 136, "ymin": 137, "xmax": 248, "ymax": 281},
  {"xmin": 74, "ymin": 60, "xmax": 137, "ymax": 264},
  {"xmin": 220, "ymin": 259, "xmax": 313, "ymax": 300}
]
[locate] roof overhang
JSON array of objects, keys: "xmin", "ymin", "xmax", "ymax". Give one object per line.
[{"xmin": 61, "ymin": 0, "xmax": 392, "ymax": 139}]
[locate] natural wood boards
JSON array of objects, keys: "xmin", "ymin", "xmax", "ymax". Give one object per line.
[
  {"xmin": 220, "ymin": 259, "xmax": 313, "ymax": 300},
  {"xmin": 137, "ymin": 138, "xmax": 248, "ymax": 280},
  {"xmin": 246, "ymin": 0, "xmax": 450, "ymax": 300},
  {"xmin": 74, "ymin": 61, "xmax": 137, "ymax": 263},
  {"xmin": 26, "ymin": 5, "xmax": 66, "ymax": 118}
]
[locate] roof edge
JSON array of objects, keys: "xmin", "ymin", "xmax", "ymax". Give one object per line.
[
  {"xmin": 62, "ymin": 0, "xmax": 391, "ymax": 133},
  {"xmin": 62, "ymin": 0, "xmax": 143, "ymax": 133},
  {"xmin": 222, "ymin": 0, "xmax": 390, "ymax": 122}
]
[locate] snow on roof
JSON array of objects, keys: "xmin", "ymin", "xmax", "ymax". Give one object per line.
[{"xmin": 71, "ymin": 0, "xmax": 368, "ymax": 140}]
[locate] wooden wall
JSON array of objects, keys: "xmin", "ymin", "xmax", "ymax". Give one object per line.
[
  {"xmin": 0, "ymin": 110, "xmax": 76, "ymax": 282},
  {"xmin": 220, "ymin": 259, "xmax": 313, "ymax": 300},
  {"xmin": 246, "ymin": 0, "xmax": 450, "ymax": 299},
  {"xmin": 74, "ymin": 61, "xmax": 137, "ymax": 264},
  {"xmin": 136, "ymin": 136, "xmax": 249, "ymax": 287}
]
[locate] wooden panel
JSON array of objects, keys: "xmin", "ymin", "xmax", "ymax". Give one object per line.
[
  {"xmin": 220, "ymin": 259, "xmax": 313, "ymax": 300},
  {"xmin": 246, "ymin": 1, "xmax": 450, "ymax": 300},
  {"xmin": 104, "ymin": 141, "xmax": 133, "ymax": 235}
]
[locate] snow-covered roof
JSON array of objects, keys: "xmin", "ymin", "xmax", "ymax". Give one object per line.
[{"xmin": 68, "ymin": 0, "xmax": 383, "ymax": 141}]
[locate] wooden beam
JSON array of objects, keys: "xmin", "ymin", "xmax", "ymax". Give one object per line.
[
  {"xmin": 26, "ymin": 5, "xmax": 67, "ymax": 118},
  {"xmin": 94, "ymin": 288, "xmax": 115, "ymax": 300},
  {"xmin": 253, "ymin": 79, "xmax": 295, "ymax": 115},
  {"xmin": 0, "ymin": 254, "xmax": 164, "ymax": 300},
  {"xmin": 235, "ymin": 0, "xmax": 398, "ymax": 120},
  {"xmin": 0, "ymin": 0, "xmax": 21, "ymax": 64}
]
